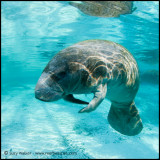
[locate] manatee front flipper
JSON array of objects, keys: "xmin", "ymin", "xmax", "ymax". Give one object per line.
[
  {"xmin": 108, "ymin": 102, "xmax": 143, "ymax": 136},
  {"xmin": 131, "ymin": 7, "xmax": 137, "ymax": 13},
  {"xmin": 63, "ymin": 94, "xmax": 89, "ymax": 105},
  {"xmin": 79, "ymin": 84, "xmax": 107, "ymax": 113}
]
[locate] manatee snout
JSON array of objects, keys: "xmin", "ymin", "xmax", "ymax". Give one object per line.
[
  {"xmin": 35, "ymin": 73, "xmax": 64, "ymax": 102},
  {"xmin": 35, "ymin": 89, "xmax": 51, "ymax": 101},
  {"xmin": 35, "ymin": 88, "xmax": 63, "ymax": 102}
]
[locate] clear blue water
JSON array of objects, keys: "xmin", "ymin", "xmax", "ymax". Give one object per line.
[{"xmin": 1, "ymin": 1, "xmax": 159, "ymax": 159}]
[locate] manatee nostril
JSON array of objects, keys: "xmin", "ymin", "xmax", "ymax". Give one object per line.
[
  {"xmin": 35, "ymin": 90, "xmax": 40, "ymax": 94},
  {"xmin": 35, "ymin": 90, "xmax": 41, "ymax": 99},
  {"xmin": 35, "ymin": 90, "xmax": 40, "ymax": 93}
]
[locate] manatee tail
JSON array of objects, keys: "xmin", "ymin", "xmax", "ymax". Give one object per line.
[{"xmin": 108, "ymin": 102, "xmax": 143, "ymax": 136}]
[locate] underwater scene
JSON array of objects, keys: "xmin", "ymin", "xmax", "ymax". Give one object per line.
[{"xmin": 1, "ymin": 1, "xmax": 159, "ymax": 159}]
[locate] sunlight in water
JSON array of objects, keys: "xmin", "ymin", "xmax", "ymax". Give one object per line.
[{"xmin": 1, "ymin": 1, "xmax": 159, "ymax": 159}]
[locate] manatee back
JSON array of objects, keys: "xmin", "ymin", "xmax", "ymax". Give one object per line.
[
  {"xmin": 73, "ymin": 40, "xmax": 139, "ymax": 85},
  {"xmin": 69, "ymin": 1, "xmax": 134, "ymax": 17},
  {"xmin": 54, "ymin": 40, "xmax": 139, "ymax": 87}
]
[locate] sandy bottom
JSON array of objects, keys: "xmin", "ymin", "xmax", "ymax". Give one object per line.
[{"xmin": 1, "ymin": 83, "xmax": 159, "ymax": 159}]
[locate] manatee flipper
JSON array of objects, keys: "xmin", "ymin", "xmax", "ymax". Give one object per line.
[
  {"xmin": 63, "ymin": 94, "xmax": 89, "ymax": 104},
  {"xmin": 108, "ymin": 102, "xmax": 143, "ymax": 136},
  {"xmin": 131, "ymin": 7, "xmax": 137, "ymax": 13},
  {"xmin": 79, "ymin": 83, "xmax": 107, "ymax": 113}
]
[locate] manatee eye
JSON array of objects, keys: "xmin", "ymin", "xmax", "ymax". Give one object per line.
[
  {"xmin": 50, "ymin": 71, "xmax": 66, "ymax": 81},
  {"xmin": 49, "ymin": 71, "xmax": 53, "ymax": 74},
  {"xmin": 58, "ymin": 71, "xmax": 66, "ymax": 78}
]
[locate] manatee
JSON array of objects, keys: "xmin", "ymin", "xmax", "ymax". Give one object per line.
[
  {"xmin": 69, "ymin": 1, "xmax": 136, "ymax": 17},
  {"xmin": 35, "ymin": 40, "xmax": 143, "ymax": 136}
]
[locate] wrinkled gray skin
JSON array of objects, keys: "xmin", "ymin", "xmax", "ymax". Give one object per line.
[
  {"xmin": 69, "ymin": 1, "xmax": 136, "ymax": 17},
  {"xmin": 35, "ymin": 40, "xmax": 143, "ymax": 136}
]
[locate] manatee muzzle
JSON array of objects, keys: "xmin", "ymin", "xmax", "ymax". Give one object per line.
[{"xmin": 35, "ymin": 78, "xmax": 64, "ymax": 102}]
